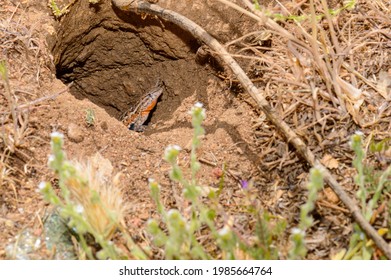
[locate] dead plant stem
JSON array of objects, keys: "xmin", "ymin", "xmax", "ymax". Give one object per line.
[{"xmin": 0, "ymin": 82, "xmax": 73, "ymax": 116}]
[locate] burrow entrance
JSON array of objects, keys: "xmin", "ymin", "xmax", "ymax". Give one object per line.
[{"xmin": 50, "ymin": 1, "xmax": 214, "ymax": 131}]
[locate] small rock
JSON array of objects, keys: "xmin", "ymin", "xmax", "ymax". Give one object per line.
[
  {"xmin": 67, "ymin": 123, "xmax": 84, "ymax": 143},
  {"xmin": 212, "ymin": 167, "xmax": 223, "ymax": 179},
  {"xmin": 100, "ymin": 121, "xmax": 108, "ymax": 131}
]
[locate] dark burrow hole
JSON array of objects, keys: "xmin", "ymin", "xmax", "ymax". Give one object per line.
[{"xmin": 49, "ymin": 1, "xmax": 217, "ymax": 132}]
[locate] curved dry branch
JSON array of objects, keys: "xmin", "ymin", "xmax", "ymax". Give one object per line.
[{"xmin": 111, "ymin": 0, "xmax": 391, "ymax": 259}]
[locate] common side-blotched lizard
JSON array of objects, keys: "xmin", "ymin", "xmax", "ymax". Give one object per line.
[{"xmin": 122, "ymin": 79, "xmax": 164, "ymax": 132}]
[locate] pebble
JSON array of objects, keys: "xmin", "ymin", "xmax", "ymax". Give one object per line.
[
  {"xmin": 100, "ymin": 121, "xmax": 108, "ymax": 131},
  {"xmin": 67, "ymin": 123, "xmax": 84, "ymax": 143}
]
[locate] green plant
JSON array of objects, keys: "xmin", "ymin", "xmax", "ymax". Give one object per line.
[
  {"xmin": 147, "ymin": 103, "xmax": 217, "ymax": 259},
  {"xmin": 48, "ymin": 0, "xmax": 70, "ymax": 18},
  {"xmin": 85, "ymin": 108, "xmax": 95, "ymax": 127},
  {"xmin": 39, "ymin": 132, "xmax": 147, "ymax": 259},
  {"xmin": 285, "ymin": 133, "xmax": 391, "ymax": 260},
  {"xmin": 49, "ymin": 0, "xmax": 102, "ymax": 18},
  {"xmin": 147, "ymin": 103, "xmax": 286, "ymax": 259},
  {"xmin": 289, "ymin": 168, "xmax": 324, "ymax": 259},
  {"xmin": 37, "ymin": 104, "xmax": 288, "ymax": 260},
  {"xmin": 248, "ymin": 208, "xmax": 287, "ymax": 260},
  {"xmin": 338, "ymin": 134, "xmax": 391, "ymax": 260},
  {"xmin": 352, "ymin": 134, "xmax": 391, "ymax": 223}
]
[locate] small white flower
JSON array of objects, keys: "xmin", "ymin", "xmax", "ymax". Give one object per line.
[
  {"xmin": 47, "ymin": 154, "xmax": 55, "ymax": 165},
  {"xmin": 167, "ymin": 209, "xmax": 179, "ymax": 218},
  {"xmin": 171, "ymin": 144, "xmax": 182, "ymax": 151},
  {"xmin": 164, "ymin": 145, "xmax": 182, "ymax": 161},
  {"xmin": 291, "ymin": 228, "xmax": 305, "ymax": 236},
  {"xmin": 75, "ymin": 204, "xmax": 84, "ymax": 214},
  {"xmin": 38, "ymin": 181, "xmax": 46, "ymax": 190},
  {"xmin": 50, "ymin": 131, "xmax": 64, "ymax": 139},
  {"xmin": 190, "ymin": 102, "xmax": 206, "ymax": 118},
  {"xmin": 166, "ymin": 144, "xmax": 181, "ymax": 151},
  {"xmin": 194, "ymin": 102, "xmax": 204, "ymax": 108},
  {"xmin": 218, "ymin": 226, "xmax": 231, "ymax": 236},
  {"xmin": 149, "ymin": 178, "xmax": 161, "ymax": 191},
  {"xmin": 34, "ymin": 238, "xmax": 41, "ymax": 249},
  {"xmin": 354, "ymin": 130, "xmax": 364, "ymax": 136}
]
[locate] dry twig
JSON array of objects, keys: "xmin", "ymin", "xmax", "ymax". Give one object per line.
[{"xmin": 0, "ymin": 82, "xmax": 73, "ymax": 116}]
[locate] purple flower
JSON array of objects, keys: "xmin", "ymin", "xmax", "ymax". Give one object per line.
[{"xmin": 240, "ymin": 180, "xmax": 249, "ymax": 190}]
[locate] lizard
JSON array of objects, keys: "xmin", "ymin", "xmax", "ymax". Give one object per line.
[{"xmin": 121, "ymin": 79, "xmax": 164, "ymax": 132}]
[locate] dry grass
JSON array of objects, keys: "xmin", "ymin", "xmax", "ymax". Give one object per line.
[
  {"xmin": 70, "ymin": 153, "xmax": 130, "ymax": 240},
  {"xmin": 0, "ymin": 0, "xmax": 55, "ymax": 260},
  {"xmin": 0, "ymin": 1, "xmax": 43, "ymax": 154},
  {"xmin": 0, "ymin": 1, "xmax": 54, "ymax": 165},
  {"xmin": 0, "ymin": 1, "xmax": 42, "ymax": 213},
  {"xmin": 0, "ymin": 151, "xmax": 17, "ymax": 199}
]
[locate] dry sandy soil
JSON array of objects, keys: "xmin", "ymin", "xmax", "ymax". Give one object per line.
[{"xmin": 0, "ymin": 0, "xmax": 390, "ymax": 259}]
